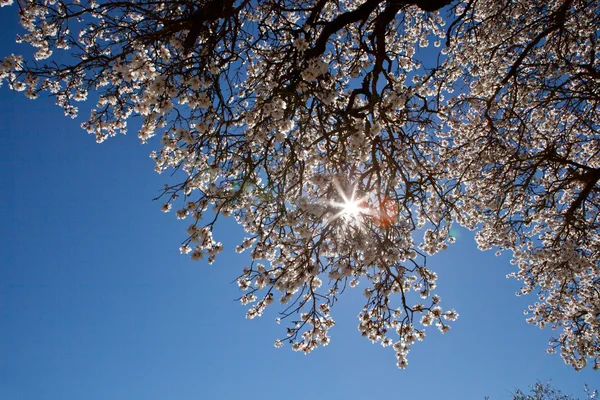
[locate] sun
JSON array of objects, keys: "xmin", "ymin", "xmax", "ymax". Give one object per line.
[
  {"xmin": 339, "ymin": 195, "xmax": 367, "ymax": 221},
  {"xmin": 329, "ymin": 181, "xmax": 370, "ymax": 224},
  {"xmin": 342, "ymin": 198, "xmax": 363, "ymax": 217}
]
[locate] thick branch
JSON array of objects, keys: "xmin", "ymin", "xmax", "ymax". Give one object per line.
[
  {"xmin": 372, "ymin": 1, "xmax": 401, "ymax": 82},
  {"xmin": 183, "ymin": 0, "xmax": 235, "ymax": 53},
  {"xmin": 306, "ymin": 0, "xmax": 385, "ymax": 58},
  {"xmin": 306, "ymin": 0, "xmax": 453, "ymax": 59},
  {"xmin": 565, "ymin": 167, "xmax": 600, "ymax": 223}
]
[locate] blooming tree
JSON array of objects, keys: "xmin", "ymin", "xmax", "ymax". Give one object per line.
[
  {"xmin": 1, "ymin": 0, "xmax": 598, "ymax": 370},
  {"xmin": 505, "ymin": 381, "xmax": 598, "ymax": 400}
]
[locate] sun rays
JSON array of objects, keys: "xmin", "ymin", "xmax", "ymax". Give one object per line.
[
  {"xmin": 325, "ymin": 179, "xmax": 398, "ymax": 228},
  {"xmin": 328, "ymin": 180, "xmax": 371, "ymax": 224}
]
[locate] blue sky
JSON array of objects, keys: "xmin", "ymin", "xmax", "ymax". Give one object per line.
[{"xmin": 0, "ymin": 5, "xmax": 597, "ymax": 400}]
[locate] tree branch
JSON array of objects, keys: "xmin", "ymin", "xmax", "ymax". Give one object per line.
[{"xmin": 306, "ymin": 0, "xmax": 453, "ymax": 59}]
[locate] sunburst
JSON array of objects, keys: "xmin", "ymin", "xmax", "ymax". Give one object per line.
[{"xmin": 329, "ymin": 180, "xmax": 371, "ymax": 224}]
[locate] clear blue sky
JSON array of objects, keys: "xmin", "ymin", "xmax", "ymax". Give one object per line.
[{"xmin": 0, "ymin": 6, "xmax": 596, "ymax": 400}]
